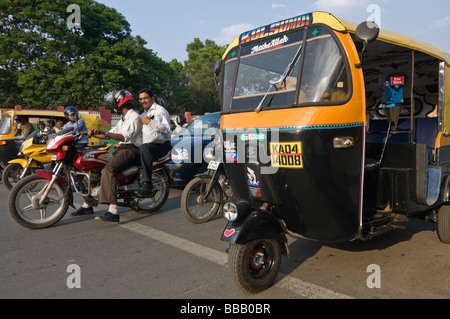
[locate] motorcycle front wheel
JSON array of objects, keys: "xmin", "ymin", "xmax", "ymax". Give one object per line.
[
  {"xmin": 181, "ymin": 176, "xmax": 222, "ymax": 224},
  {"xmin": 2, "ymin": 163, "xmax": 25, "ymax": 190},
  {"xmin": 9, "ymin": 174, "xmax": 69, "ymax": 229}
]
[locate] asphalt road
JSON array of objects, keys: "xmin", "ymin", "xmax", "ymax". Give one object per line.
[{"xmin": 0, "ymin": 182, "xmax": 449, "ymax": 303}]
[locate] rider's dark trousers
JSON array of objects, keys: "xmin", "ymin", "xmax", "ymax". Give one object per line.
[
  {"xmin": 99, "ymin": 144, "xmax": 140, "ymax": 205},
  {"xmin": 140, "ymin": 141, "xmax": 171, "ymax": 183}
]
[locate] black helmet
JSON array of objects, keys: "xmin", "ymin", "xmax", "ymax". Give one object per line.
[
  {"xmin": 105, "ymin": 90, "xmax": 134, "ymax": 113},
  {"xmin": 176, "ymin": 113, "xmax": 186, "ymax": 126},
  {"xmin": 64, "ymin": 106, "xmax": 79, "ymax": 121},
  {"xmin": 169, "ymin": 119, "xmax": 175, "ymax": 131}
]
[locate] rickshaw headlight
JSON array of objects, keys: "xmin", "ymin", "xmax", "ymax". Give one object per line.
[
  {"xmin": 223, "ymin": 199, "xmax": 251, "ymax": 222},
  {"xmin": 223, "ymin": 201, "xmax": 238, "ymax": 221}
]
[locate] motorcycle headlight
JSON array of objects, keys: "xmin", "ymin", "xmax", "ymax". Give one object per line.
[
  {"xmin": 46, "ymin": 137, "xmax": 57, "ymax": 151},
  {"xmin": 171, "ymin": 147, "xmax": 189, "ymax": 162},
  {"xmin": 203, "ymin": 146, "xmax": 215, "ymax": 161}
]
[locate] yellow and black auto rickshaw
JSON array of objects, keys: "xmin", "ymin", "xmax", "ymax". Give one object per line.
[{"xmin": 215, "ymin": 11, "xmax": 450, "ymax": 293}]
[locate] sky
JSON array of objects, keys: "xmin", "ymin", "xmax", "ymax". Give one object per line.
[{"xmin": 96, "ymin": 0, "xmax": 450, "ymax": 63}]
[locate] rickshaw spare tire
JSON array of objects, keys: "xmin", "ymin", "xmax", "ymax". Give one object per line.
[
  {"xmin": 228, "ymin": 239, "xmax": 282, "ymax": 294},
  {"xmin": 437, "ymin": 205, "xmax": 450, "ymax": 244}
]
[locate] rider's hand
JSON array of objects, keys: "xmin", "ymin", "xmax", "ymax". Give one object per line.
[{"xmin": 142, "ymin": 116, "xmax": 151, "ymax": 125}]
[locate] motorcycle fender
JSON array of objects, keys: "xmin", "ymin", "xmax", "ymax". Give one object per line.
[
  {"xmin": 7, "ymin": 158, "xmax": 28, "ymax": 167},
  {"xmin": 35, "ymin": 169, "xmax": 69, "ymax": 186},
  {"xmin": 221, "ymin": 210, "xmax": 288, "ymax": 252},
  {"xmin": 195, "ymin": 173, "xmax": 212, "ymax": 180}
]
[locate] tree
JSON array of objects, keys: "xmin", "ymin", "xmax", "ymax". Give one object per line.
[
  {"xmin": 157, "ymin": 58, "xmax": 192, "ymax": 115},
  {"xmin": 182, "ymin": 38, "xmax": 226, "ymax": 114},
  {"xmin": 0, "ymin": 0, "xmax": 171, "ymax": 110}
]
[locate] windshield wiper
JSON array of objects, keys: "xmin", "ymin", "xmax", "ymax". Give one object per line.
[{"xmin": 255, "ymin": 44, "xmax": 303, "ymax": 113}]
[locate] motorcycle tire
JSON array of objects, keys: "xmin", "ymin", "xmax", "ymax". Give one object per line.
[
  {"xmin": 130, "ymin": 170, "xmax": 170, "ymax": 214},
  {"xmin": 228, "ymin": 239, "xmax": 282, "ymax": 294},
  {"xmin": 2, "ymin": 163, "xmax": 26, "ymax": 190},
  {"xmin": 181, "ymin": 176, "xmax": 222, "ymax": 224},
  {"xmin": 9, "ymin": 174, "xmax": 69, "ymax": 229}
]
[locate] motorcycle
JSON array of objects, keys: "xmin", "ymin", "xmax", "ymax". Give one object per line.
[
  {"xmin": 2, "ymin": 131, "xmax": 52, "ymax": 190},
  {"xmin": 8, "ymin": 131, "xmax": 171, "ymax": 229},
  {"xmin": 181, "ymin": 157, "xmax": 232, "ymax": 223}
]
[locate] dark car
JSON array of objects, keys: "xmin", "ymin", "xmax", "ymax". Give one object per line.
[{"xmin": 168, "ymin": 112, "xmax": 220, "ymax": 186}]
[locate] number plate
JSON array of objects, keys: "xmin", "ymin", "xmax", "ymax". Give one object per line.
[
  {"xmin": 207, "ymin": 160, "xmax": 220, "ymax": 170},
  {"xmin": 51, "ymin": 155, "xmax": 57, "ymax": 161}
]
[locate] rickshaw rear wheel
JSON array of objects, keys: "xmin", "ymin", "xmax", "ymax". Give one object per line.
[
  {"xmin": 437, "ymin": 205, "xmax": 450, "ymax": 244},
  {"xmin": 228, "ymin": 239, "xmax": 282, "ymax": 294}
]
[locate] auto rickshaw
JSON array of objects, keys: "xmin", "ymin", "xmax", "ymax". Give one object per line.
[
  {"xmin": 0, "ymin": 109, "xmax": 106, "ymax": 179},
  {"xmin": 215, "ymin": 11, "xmax": 450, "ymax": 293}
]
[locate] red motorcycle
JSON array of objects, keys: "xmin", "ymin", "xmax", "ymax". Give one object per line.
[{"xmin": 8, "ymin": 132, "xmax": 171, "ymax": 229}]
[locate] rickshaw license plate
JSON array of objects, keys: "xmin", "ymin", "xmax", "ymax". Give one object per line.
[
  {"xmin": 51, "ymin": 155, "xmax": 57, "ymax": 161},
  {"xmin": 270, "ymin": 142, "xmax": 303, "ymax": 168},
  {"xmin": 208, "ymin": 160, "xmax": 220, "ymax": 170}
]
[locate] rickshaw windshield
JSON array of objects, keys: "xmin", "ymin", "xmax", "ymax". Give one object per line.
[
  {"xmin": 0, "ymin": 115, "xmax": 12, "ymax": 135},
  {"xmin": 222, "ymin": 26, "xmax": 350, "ymax": 112}
]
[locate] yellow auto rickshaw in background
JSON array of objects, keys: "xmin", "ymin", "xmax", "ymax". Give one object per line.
[
  {"xmin": 215, "ymin": 11, "xmax": 450, "ymax": 293},
  {"xmin": 0, "ymin": 109, "xmax": 106, "ymax": 181}
]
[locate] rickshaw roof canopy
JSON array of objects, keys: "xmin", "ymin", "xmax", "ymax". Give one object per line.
[{"xmin": 224, "ymin": 11, "xmax": 450, "ymax": 66}]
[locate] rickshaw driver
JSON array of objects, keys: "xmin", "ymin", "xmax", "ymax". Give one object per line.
[
  {"xmin": 15, "ymin": 115, "xmax": 34, "ymax": 140},
  {"xmin": 14, "ymin": 115, "xmax": 35, "ymax": 150},
  {"xmin": 297, "ymin": 70, "xmax": 347, "ymax": 103}
]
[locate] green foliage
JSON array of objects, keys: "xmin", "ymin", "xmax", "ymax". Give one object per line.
[
  {"xmin": 0, "ymin": 0, "xmax": 226, "ymax": 115},
  {"xmin": 182, "ymin": 38, "xmax": 226, "ymax": 114},
  {"xmin": 0, "ymin": 0, "xmax": 171, "ymax": 110}
]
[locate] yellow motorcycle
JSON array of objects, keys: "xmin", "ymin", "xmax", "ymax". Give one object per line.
[{"xmin": 2, "ymin": 132, "xmax": 52, "ymax": 190}]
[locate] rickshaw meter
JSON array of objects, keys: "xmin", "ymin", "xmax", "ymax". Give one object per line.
[{"xmin": 384, "ymin": 76, "xmax": 405, "ymax": 108}]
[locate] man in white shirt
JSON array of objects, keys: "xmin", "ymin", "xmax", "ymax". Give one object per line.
[
  {"xmin": 138, "ymin": 87, "xmax": 172, "ymax": 196},
  {"xmin": 74, "ymin": 90, "xmax": 142, "ymax": 222}
]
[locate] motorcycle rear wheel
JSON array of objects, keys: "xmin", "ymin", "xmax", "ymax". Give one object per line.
[
  {"xmin": 181, "ymin": 176, "xmax": 222, "ymax": 223},
  {"xmin": 130, "ymin": 170, "xmax": 170, "ymax": 214},
  {"xmin": 9, "ymin": 174, "xmax": 69, "ymax": 229}
]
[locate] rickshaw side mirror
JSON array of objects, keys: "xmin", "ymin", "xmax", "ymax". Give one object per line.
[
  {"xmin": 213, "ymin": 60, "xmax": 222, "ymax": 76},
  {"xmin": 213, "ymin": 59, "xmax": 222, "ymax": 88},
  {"xmin": 355, "ymin": 21, "xmax": 380, "ymax": 45},
  {"xmin": 355, "ymin": 21, "xmax": 380, "ymax": 68}
]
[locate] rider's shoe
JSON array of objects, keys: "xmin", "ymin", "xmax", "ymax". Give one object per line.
[
  {"xmin": 71, "ymin": 206, "xmax": 94, "ymax": 217},
  {"xmin": 139, "ymin": 182, "xmax": 154, "ymax": 196},
  {"xmin": 95, "ymin": 212, "xmax": 120, "ymax": 223}
]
